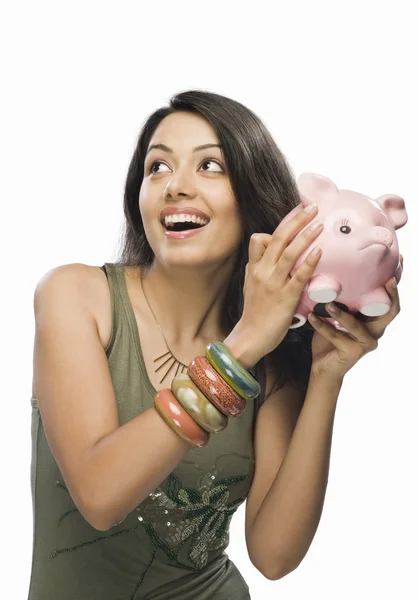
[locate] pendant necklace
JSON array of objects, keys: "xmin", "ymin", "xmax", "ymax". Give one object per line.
[{"xmin": 140, "ymin": 273, "xmax": 189, "ymax": 384}]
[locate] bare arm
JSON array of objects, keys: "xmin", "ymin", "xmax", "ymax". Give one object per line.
[
  {"xmin": 245, "ymin": 372, "xmax": 342, "ymax": 579},
  {"xmin": 33, "ymin": 264, "xmax": 191, "ymax": 531},
  {"xmin": 89, "ymin": 408, "xmax": 191, "ymax": 529}
]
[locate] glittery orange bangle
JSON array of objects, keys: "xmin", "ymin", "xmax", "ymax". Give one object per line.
[
  {"xmin": 188, "ymin": 356, "xmax": 246, "ymax": 418},
  {"xmin": 154, "ymin": 389, "xmax": 210, "ymax": 448}
]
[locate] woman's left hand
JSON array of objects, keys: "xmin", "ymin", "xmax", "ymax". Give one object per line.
[{"xmin": 308, "ymin": 257, "xmax": 403, "ymax": 381}]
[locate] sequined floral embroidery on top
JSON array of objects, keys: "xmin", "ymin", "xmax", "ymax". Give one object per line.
[{"xmin": 135, "ymin": 459, "xmax": 253, "ymax": 571}]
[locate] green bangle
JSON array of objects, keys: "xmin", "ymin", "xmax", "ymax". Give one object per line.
[{"xmin": 205, "ymin": 341, "xmax": 261, "ymax": 401}]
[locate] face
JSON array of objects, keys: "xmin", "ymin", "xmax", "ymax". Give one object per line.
[{"xmin": 139, "ymin": 111, "xmax": 243, "ymax": 269}]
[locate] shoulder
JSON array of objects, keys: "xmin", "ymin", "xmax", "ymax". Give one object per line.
[
  {"xmin": 35, "ymin": 261, "xmax": 95, "ymax": 284},
  {"xmin": 35, "ymin": 263, "xmax": 99, "ymax": 305},
  {"xmin": 34, "ymin": 263, "xmax": 89, "ymax": 302},
  {"xmin": 34, "ymin": 263, "xmax": 111, "ymax": 348}
]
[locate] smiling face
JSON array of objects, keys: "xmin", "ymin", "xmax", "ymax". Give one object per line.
[{"xmin": 139, "ymin": 111, "xmax": 243, "ymax": 269}]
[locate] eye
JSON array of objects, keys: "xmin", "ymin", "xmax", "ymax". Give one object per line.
[
  {"xmin": 340, "ymin": 217, "xmax": 351, "ymax": 234},
  {"xmin": 200, "ymin": 159, "xmax": 224, "ymax": 172},
  {"xmin": 148, "ymin": 161, "xmax": 170, "ymax": 174},
  {"xmin": 147, "ymin": 159, "xmax": 224, "ymax": 175}
]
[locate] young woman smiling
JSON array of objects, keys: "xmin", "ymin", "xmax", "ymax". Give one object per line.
[{"xmin": 29, "ymin": 90, "xmax": 401, "ymax": 600}]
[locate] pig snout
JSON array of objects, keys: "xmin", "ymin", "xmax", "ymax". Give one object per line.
[{"xmin": 362, "ymin": 226, "xmax": 393, "ymax": 250}]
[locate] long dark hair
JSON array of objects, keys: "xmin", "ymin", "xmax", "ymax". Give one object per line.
[{"xmin": 114, "ymin": 89, "xmax": 313, "ymax": 397}]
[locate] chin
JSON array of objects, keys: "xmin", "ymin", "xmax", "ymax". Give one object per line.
[{"xmin": 155, "ymin": 246, "xmax": 239, "ymax": 270}]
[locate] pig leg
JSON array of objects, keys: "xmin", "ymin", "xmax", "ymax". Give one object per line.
[
  {"xmin": 307, "ymin": 275, "xmax": 342, "ymax": 303},
  {"xmin": 289, "ymin": 274, "xmax": 342, "ymax": 329},
  {"xmin": 359, "ymin": 287, "xmax": 391, "ymax": 317},
  {"xmin": 305, "ymin": 276, "xmax": 350, "ymax": 333}
]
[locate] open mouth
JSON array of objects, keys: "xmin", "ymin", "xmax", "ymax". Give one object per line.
[
  {"xmin": 161, "ymin": 216, "xmax": 210, "ymax": 232},
  {"xmin": 162, "ymin": 221, "xmax": 205, "ymax": 232}
]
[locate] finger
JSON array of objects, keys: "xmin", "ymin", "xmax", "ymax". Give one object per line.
[
  {"xmin": 363, "ymin": 277, "xmax": 401, "ymax": 337},
  {"xmin": 262, "ymin": 203, "xmax": 321, "ymax": 269},
  {"xmin": 323, "ymin": 303, "xmax": 378, "ymax": 348},
  {"xmin": 285, "ymin": 244, "xmax": 323, "ymax": 296},
  {"xmin": 248, "ymin": 233, "xmax": 272, "ymax": 264},
  {"xmin": 400, "ymin": 254, "xmax": 404, "ymax": 267},
  {"xmin": 308, "ymin": 312, "xmax": 359, "ymax": 350},
  {"xmin": 270, "ymin": 220, "xmax": 324, "ymax": 289},
  {"xmin": 385, "ymin": 277, "xmax": 401, "ymax": 312},
  {"xmin": 309, "ymin": 311, "xmax": 377, "ymax": 354}
]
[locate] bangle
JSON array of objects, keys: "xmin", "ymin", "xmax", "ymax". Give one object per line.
[
  {"xmin": 205, "ymin": 341, "xmax": 261, "ymax": 401},
  {"xmin": 154, "ymin": 389, "xmax": 209, "ymax": 448},
  {"xmin": 171, "ymin": 373, "xmax": 228, "ymax": 433},
  {"xmin": 188, "ymin": 356, "xmax": 246, "ymax": 418}
]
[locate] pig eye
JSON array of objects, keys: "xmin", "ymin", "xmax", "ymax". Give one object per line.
[{"xmin": 340, "ymin": 217, "xmax": 351, "ymax": 234}]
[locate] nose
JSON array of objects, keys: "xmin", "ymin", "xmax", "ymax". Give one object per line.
[
  {"xmin": 164, "ymin": 166, "xmax": 197, "ymax": 199},
  {"xmin": 371, "ymin": 226, "xmax": 393, "ymax": 249}
]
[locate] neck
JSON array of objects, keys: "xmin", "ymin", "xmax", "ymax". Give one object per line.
[{"xmin": 138, "ymin": 258, "xmax": 239, "ymax": 348}]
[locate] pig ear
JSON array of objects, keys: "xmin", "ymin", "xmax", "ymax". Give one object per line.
[
  {"xmin": 297, "ymin": 172, "xmax": 339, "ymax": 207},
  {"xmin": 376, "ymin": 194, "xmax": 408, "ymax": 230}
]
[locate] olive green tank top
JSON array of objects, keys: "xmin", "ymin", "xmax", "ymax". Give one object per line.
[{"xmin": 28, "ymin": 262, "xmax": 266, "ymax": 599}]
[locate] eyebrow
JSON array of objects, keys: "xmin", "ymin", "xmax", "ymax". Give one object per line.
[{"xmin": 146, "ymin": 143, "xmax": 222, "ymax": 156}]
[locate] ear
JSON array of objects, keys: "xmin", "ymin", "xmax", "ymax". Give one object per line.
[
  {"xmin": 376, "ymin": 194, "xmax": 408, "ymax": 230},
  {"xmin": 297, "ymin": 172, "xmax": 339, "ymax": 208}
]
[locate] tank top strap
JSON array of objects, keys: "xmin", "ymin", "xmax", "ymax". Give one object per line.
[{"xmin": 99, "ymin": 262, "xmax": 130, "ymax": 355}]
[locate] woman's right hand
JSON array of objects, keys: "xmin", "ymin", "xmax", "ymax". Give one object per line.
[{"xmin": 236, "ymin": 203, "xmax": 324, "ymax": 366}]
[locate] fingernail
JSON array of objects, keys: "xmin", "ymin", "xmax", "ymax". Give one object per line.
[
  {"xmin": 310, "ymin": 221, "xmax": 323, "ymax": 231},
  {"xmin": 309, "ymin": 312, "xmax": 317, "ymax": 321},
  {"xmin": 304, "ymin": 203, "xmax": 317, "ymax": 212},
  {"xmin": 327, "ymin": 302, "xmax": 337, "ymax": 312},
  {"xmin": 391, "ymin": 277, "xmax": 397, "ymax": 288}
]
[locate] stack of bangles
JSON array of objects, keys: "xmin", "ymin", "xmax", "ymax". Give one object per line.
[{"xmin": 154, "ymin": 341, "xmax": 261, "ymax": 448}]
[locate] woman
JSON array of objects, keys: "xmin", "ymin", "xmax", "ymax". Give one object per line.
[{"xmin": 29, "ymin": 90, "xmax": 401, "ymax": 599}]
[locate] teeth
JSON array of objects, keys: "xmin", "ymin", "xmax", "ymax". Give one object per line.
[{"xmin": 163, "ymin": 214, "xmax": 209, "ymax": 228}]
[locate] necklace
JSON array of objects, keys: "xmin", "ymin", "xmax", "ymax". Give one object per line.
[{"xmin": 140, "ymin": 272, "xmax": 189, "ymax": 385}]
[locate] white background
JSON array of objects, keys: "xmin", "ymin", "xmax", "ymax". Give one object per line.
[{"xmin": 1, "ymin": 1, "xmax": 418, "ymax": 598}]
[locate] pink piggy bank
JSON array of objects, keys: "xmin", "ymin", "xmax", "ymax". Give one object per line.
[{"xmin": 279, "ymin": 172, "xmax": 408, "ymax": 332}]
